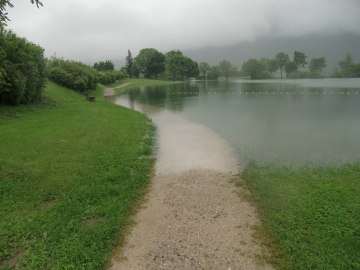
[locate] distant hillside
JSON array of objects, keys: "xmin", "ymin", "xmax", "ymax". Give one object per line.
[{"xmin": 184, "ymin": 33, "xmax": 360, "ymax": 71}]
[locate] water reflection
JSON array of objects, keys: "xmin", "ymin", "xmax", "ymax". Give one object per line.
[{"xmin": 114, "ymin": 79, "xmax": 360, "ymax": 166}]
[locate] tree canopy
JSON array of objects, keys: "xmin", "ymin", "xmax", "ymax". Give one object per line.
[
  {"xmin": 93, "ymin": 60, "xmax": 114, "ymax": 71},
  {"xmin": 135, "ymin": 48, "xmax": 165, "ymax": 79},
  {"xmin": 218, "ymin": 60, "xmax": 237, "ymax": 79},
  {"xmin": 0, "ymin": 29, "xmax": 46, "ymax": 104},
  {"xmin": 275, "ymin": 52, "xmax": 290, "ymax": 78},
  {"xmin": 309, "ymin": 57, "xmax": 327, "ymax": 73},
  {"xmin": 165, "ymin": 50, "xmax": 199, "ymax": 80}
]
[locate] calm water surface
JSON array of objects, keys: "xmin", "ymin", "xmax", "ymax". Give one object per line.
[{"xmin": 114, "ymin": 79, "xmax": 360, "ymax": 166}]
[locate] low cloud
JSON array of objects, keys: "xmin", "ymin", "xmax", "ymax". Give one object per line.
[{"xmin": 7, "ymin": 0, "xmax": 360, "ymax": 63}]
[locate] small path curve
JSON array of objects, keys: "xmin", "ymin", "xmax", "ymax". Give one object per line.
[{"xmin": 103, "ymin": 83, "xmax": 133, "ymax": 97}]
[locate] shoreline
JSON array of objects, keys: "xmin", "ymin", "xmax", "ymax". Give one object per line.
[{"xmin": 108, "ymin": 90, "xmax": 273, "ymax": 269}]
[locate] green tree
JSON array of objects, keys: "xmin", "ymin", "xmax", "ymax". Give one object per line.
[
  {"xmin": 164, "ymin": 50, "xmax": 198, "ymax": 80},
  {"xmin": 293, "ymin": 51, "xmax": 307, "ymax": 69},
  {"xmin": 338, "ymin": 53, "xmax": 354, "ymax": 77},
  {"xmin": 285, "ymin": 61, "xmax": 297, "ymax": 77},
  {"xmin": 199, "ymin": 62, "xmax": 210, "ymax": 79},
  {"xmin": 93, "ymin": 60, "xmax": 114, "ymax": 71},
  {"xmin": 218, "ymin": 60, "xmax": 237, "ymax": 79},
  {"xmin": 207, "ymin": 66, "xmax": 220, "ymax": 80},
  {"xmin": 1, "ymin": 0, "xmax": 42, "ymax": 26},
  {"xmin": 309, "ymin": 57, "xmax": 327, "ymax": 73},
  {"xmin": 135, "ymin": 48, "xmax": 165, "ymax": 79},
  {"xmin": 242, "ymin": 58, "xmax": 270, "ymax": 80},
  {"xmin": 131, "ymin": 61, "xmax": 140, "ymax": 78},
  {"xmin": 266, "ymin": 58, "xmax": 278, "ymax": 76},
  {"xmin": 0, "ymin": 29, "xmax": 45, "ymax": 104},
  {"xmin": 125, "ymin": 49, "xmax": 133, "ymax": 78},
  {"xmin": 275, "ymin": 52, "xmax": 290, "ymax": 78}
]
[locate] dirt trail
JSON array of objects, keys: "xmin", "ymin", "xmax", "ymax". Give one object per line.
[{"xmin": 109, "ymin": 102, "xmax": 274, "ymax": 269}]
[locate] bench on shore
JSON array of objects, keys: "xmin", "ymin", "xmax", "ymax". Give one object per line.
[{"xmin": 86, "ymin": 95, "xmax": 96, "ymax": 102}]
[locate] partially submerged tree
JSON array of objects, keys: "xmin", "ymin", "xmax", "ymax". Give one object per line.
[
  {"xmin": 309, "ymin": 57, "xmax": 327, "ymax": 73},
  {"xmin": 199, "ymin": 62, "xmax": 210, "ymax": 79},
  {"xmin": 242, "ymin": 58, "xmax": 270, "ymax": 80},
  {"xmin": 293, "ymin": 51, "xmax": 307, "ymax": 69},
  {"xmin": 275, "ymin": 52, "xmax": 290, "ymax": 78},
  {"xmin": 165, "ymin": 50, "xmax": 199, "ymax": 80},
  {"xmin": 218, "ymin": 60, "xmax": 237, "ymax": 79}
]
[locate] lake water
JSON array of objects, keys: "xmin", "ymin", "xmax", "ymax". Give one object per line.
[{"xmin": 113, "ymin": 79, "xmax": 360, "ymax": 166}]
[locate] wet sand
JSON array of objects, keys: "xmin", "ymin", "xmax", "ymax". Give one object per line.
[{"xmin": 109, "ymin": 95, "xmax": 273, "ymax": 269}]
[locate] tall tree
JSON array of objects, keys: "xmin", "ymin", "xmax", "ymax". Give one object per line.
[
  {"xmin": 242, "ymin": 58, "xmax": 270, "ymax": 80},
  {"xmin": 207, "ymin": 66, "xmax": 220, "ymax": 80},
  {"xmin": 293, "ymin": 51, "xmax": 307, "ymax": 69},
  {"xmin": 199, "ymin": 62, "xmax": 210, "ymax": 79},
  {"xmin": 125, "ymin": 49, "xmax": 133, "ymax": 78},
  {"xmin": 135, "ymin": 48, "xmax": 165, "ymax": 79},
  {"xmin": 218, "ymin": 60, "xmax": 237, "ymax": 79},
  {"xmin": 309, "ymin": 57, "xmax": 327, "ymax": 73},
  {"xmin": 1, "ymin": 0, "xmax": 42, "ymax": 26},
  {"xmin": 275, "ymin": 52, "xmax": 290, "ymax": 78},
  {"xmin": 285, "ymin": 61, "xmax": 297, "ymax": 77},
  {"xmin": 165, "ymin": 50, "xmax": 198, "ymax": 80},
  {"xmin": 338, "ymin": 53, "xmax": 354, "ymax": 77}
]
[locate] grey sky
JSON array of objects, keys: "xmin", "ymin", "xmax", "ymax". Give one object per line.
[{"xmin": 7, "ymin": 0, "xmax": 360, "ymax": 63}]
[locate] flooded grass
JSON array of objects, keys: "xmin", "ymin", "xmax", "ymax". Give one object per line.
[
  {"xmin": 0, "ymin": 81, "xmax": 155, "ymax": 269},
  {"xmin": 242, "ymin": 163, "xmax": 360, "ymax": 269}
]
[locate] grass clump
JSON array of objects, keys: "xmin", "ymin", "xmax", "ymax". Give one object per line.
[
  {"xmin": 0, "ymin": 81, "xmax": 155, "ymax": 269},
  {"xmin": 242, "ymin": 163, "xmax": 360, "ymax": 269}
]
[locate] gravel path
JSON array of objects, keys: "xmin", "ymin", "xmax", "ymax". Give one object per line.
[{"xmin": 109, "ymin": 99, "xmax": 274, "ymax": 269}]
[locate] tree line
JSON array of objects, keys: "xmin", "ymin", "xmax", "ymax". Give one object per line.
[
  {"xmin": 122, "ymin": 48, "xmax": 199, "ymax": 80},
  {"xmin": 241, "ymin": 51, "xmax": 360, "ymax": 80}
]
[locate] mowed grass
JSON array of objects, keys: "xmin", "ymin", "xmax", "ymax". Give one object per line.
[
  {"xmin": 0, "ymin": 81, "xmax": 155, "ymax": 269},
  {"xmin": 110, "ymin": 78, "xmax": 181, "ymax": 94},
  {"xmin": 242, "ymin": 163, "xmax": 360, "ymax": 269}
]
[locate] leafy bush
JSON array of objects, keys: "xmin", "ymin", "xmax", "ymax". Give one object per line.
[
  {"xmin": 97, "ymin": 71, "xmax": 117, "ymax": 85},
  {"xmin": 47, "ymin": 58, "xmax": 98, "ymax": 93},
  {"xmin": 0, "ymin": 29, "xmax": 46, "ymax": 105}
]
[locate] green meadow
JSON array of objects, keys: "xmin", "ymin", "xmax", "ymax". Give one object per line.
[{"xmin": 0, "ymin": 81, "xmax": 157, "ymax": 269}]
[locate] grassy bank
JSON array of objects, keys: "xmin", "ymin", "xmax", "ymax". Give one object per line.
[
  {"xmin": 0, "ymin": 81, "xmax": 156, "ymax": 269},
  {"xmin": 109, "ymin": 78, "xmax": 180, "ymax": 94},
  {"xmin": 242, "ymin": 163, "xmax": 360, "ymax": 269}
]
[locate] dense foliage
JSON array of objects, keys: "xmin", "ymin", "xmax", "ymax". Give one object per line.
[
  {"xmin": 332, "ymin": 54, "xmax": 360, "ymax": 78},
  {"xmin": 241, "ymin": 51, "xmax": 329, "ymax": 80},
  {"xmin": 93, "ymin": 60, "xmax": 114, "ymax": 71},
  {"xmin": 164, "ymin": 50, "xmax": 199, "ymax": 80},
  {"xmin": 47, "ymin": 58, "xmax": 98, "ymax": 93},
  {"xmin": 0, "ymin": 29, "xmax": 46, "ymax": 105},
  {"xmin": 134, "ymin": 48, "xmax": 165, "ymax": 79}
]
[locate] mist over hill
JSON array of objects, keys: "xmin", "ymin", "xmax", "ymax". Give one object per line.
[{"xmin": 184, "ymin": 33, "xmax": 360, "ymax": 71}]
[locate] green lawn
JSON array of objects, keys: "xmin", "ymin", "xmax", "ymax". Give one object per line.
[
  {"xmin": 0, "ymin": 81, "xmax": 156, "ymax": 269},
  {"xmin": 108, "ymin": 78, "xmax": 181, "ymax": 94},
  {"xmin": 242, "ymin": 163, "xmax": 360, "ymax": 270}
]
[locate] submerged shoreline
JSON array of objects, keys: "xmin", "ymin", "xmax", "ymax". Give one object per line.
[{"xmin": 109, "ymin": 88, "xmax": 273, "ymax": 269}]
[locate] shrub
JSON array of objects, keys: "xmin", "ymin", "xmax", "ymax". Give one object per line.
[
  {"xmin": 0, "ymin": 29, "xmax": 46, "ymax": 105},
  {"xmin": 47, "ymin": 58, "xmax": 98, "ymax": 93}
]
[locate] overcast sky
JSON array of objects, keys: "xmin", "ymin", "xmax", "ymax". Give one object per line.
[{"xmin": 7, "ymin": 0, "xmax": 360, "ymax": 63}]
